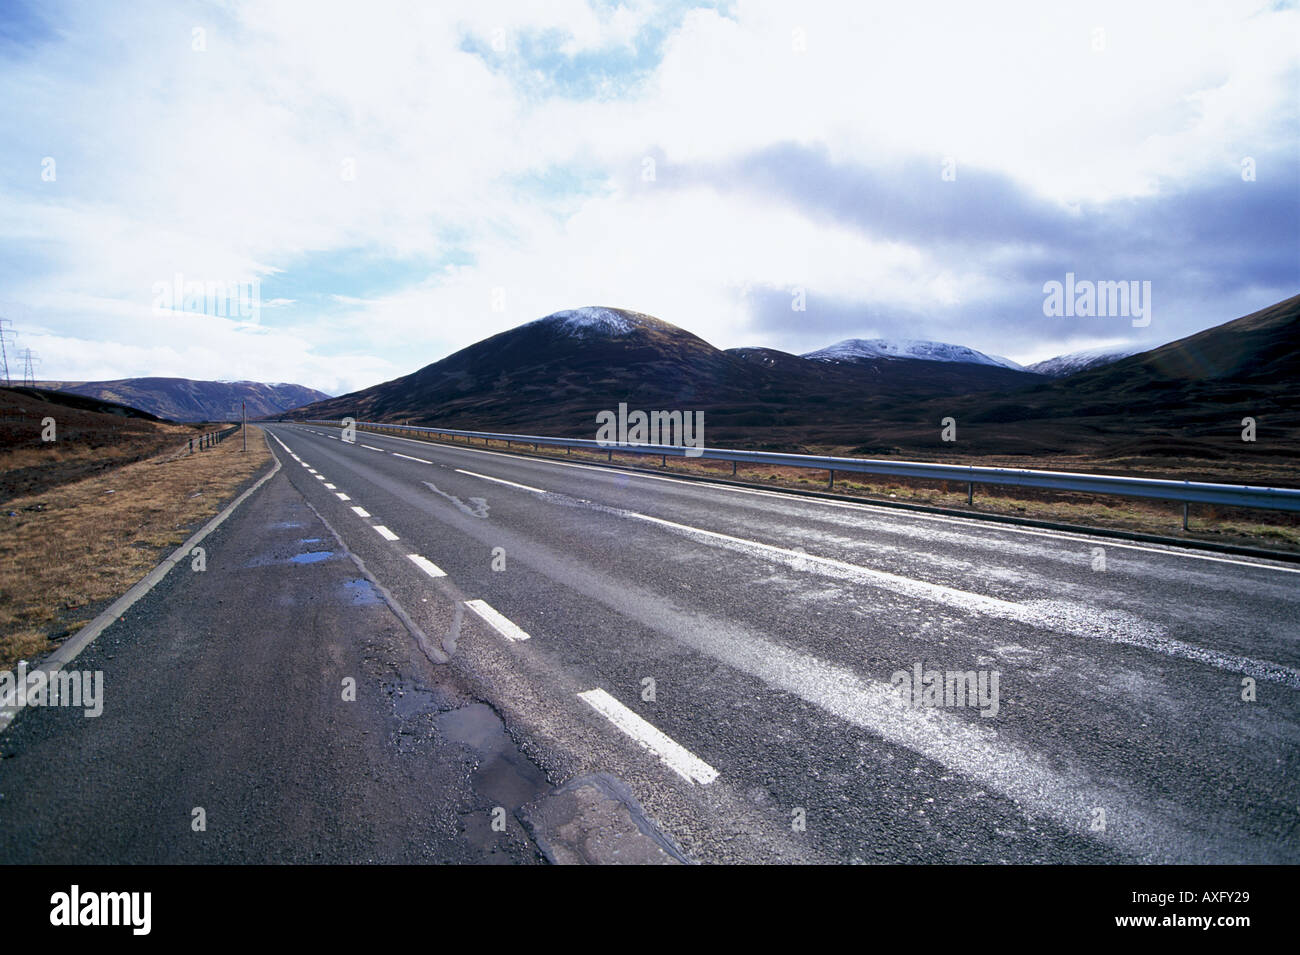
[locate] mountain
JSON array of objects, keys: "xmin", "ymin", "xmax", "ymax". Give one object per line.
[
  {"xmin": 0, "ymin": 385, "xmax": 163, "ymax": 422},
  {"xmin": 0, "ymin": 386, "xmax": 173, "ymax": 502},
  {"xmin": 44, "ymin": 378, "xmax": 332, "ymax": 422},
  {"xmin": 803, "ymin": 338, "xmax": 1025, "ymax": 370},
  {"xmin": 283, "ymin": 306, "xmax": 1042, "ymax": 443},
  {"xmin": 1026, "ymin": 345, "xmax": 1141, "ymax": 378},
  {"xmin": 946, "ymin": 293, "xmax": 1300, "ymax": 458},
  {"xmin": 284, "ymin": 297, "xmax": 1298, "ymax": 462}
]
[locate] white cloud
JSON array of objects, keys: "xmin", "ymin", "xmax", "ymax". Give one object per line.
[{"xmin": 0, "ymin": 0, "xmax": 1293, "ymax": 390}]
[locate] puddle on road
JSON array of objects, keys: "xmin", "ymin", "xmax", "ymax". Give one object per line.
[
  {"xmin": 392, "ymin": 686, "xmax": 440, "ymax": 719},
  {"xmin": 244, "ymin": 548, "xmax": 339, "ymax": 567},
  {"xmin": 341, "ymin": 577, "xmax": 383, "ymax": 606},
  {"xmin": 438, "ymin": 703, "xmax": 505, "ymax": 750},
  {"xmin": 436, "ymin": 703, "xmax": 549, "ymax": 811},
  {"xmin": 289, "ymin": 551, "xmax": 335, "ymax": 564},
  {"xmin": 386, "ymin": 678, "xmax": 460, "ymax": 720}
]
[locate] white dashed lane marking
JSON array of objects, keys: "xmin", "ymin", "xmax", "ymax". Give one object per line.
[
  {"xmin": 577, "ymin": 688, "xmax": 719, "ymax": 785},
  {"xmin": 408, "ymin": 554, "xmax": 447, "ymax": 578},
  {"xmin": 464, "ymin": 599, "xmax": 532, "ymax": 642},
  {"xmin": 455, "ymin": 469, "xmax": 545, "ymax": 493}
]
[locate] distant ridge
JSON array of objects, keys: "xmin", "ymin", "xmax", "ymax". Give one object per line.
[
  {"xmin": 43, "ymin": 378, "xmax": 331, "ymax": 422},
  {"xmin": 803, "ymin": 337, "xmax": 1025, "ymax": 370},
  {"xmin": 1026, "ymin": 346, "xmax": 1141, "ymax": 378}
]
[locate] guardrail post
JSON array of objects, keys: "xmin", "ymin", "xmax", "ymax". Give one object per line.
[
  {"xmin": 1182, "ymin": 502, "xmax": 1190, "ymax": 531},
  {"xmin": 607, "ymin": 449, "xmax": 612, "ymax": 462},
  {"xmin": 732, "ymin": 460, "xmax": 737, "ymax": 476},
  {"xmin": 828, "ymin": 468, "xmax": 834, "ymax": 489},
  {"xmin": 967, "ymin": 481, "xmax": 974, "ymax": 505}
]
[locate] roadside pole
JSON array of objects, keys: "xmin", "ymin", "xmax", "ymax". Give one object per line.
[{"xmin": 242, "ymin": 401, "xmax": 247, "ymax": 451}]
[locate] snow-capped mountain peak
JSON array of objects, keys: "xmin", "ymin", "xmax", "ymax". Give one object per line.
[
  {"xmin": 801, "ymin": 338, "xmax": 1022, "ymax": 370},
  {"xmin": 1026, "ymin": 345, "xmax": 1142, "ymax": 378},
  {"xmin": 527, "ymin": 306, "xmax": 660, "ymax": 338}
]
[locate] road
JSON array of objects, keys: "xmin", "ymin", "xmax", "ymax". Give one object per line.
[
  {"xmin": 266, "ymin": 423, "xmax": 1300, "ymax": 863},
  {"xmin": 4, "ymin": 422, "xmax": 1297, "ymax": 863}
]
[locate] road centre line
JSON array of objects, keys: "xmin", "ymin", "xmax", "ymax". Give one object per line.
[
  {"xmin": 578, "ymin": 688, "xmax": 719, "ymax": 785},
  {"xmin": 464, "ymin": 598, "xmax": 532, "ymax": 642},
  {"xmin": 408, "ymin": 554, "xmax": 447, "ymax": 578},
  {"xmin": 454, "ymin": 468, "xmax": 545, "ymax": 493}
]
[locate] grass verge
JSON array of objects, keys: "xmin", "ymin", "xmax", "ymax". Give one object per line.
[{"xmin": 0, "ymin": 426, "xmax": 271, "ymax": 669}]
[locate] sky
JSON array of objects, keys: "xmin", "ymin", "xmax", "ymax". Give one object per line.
[{"xmin": 0, "ymin": 0, "xmax": 1296, "ymax": 395}]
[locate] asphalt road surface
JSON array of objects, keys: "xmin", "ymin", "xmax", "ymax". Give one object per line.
[{"xmin": 4, "ymin": 423, "xmax": 1298, "ymax": 863}]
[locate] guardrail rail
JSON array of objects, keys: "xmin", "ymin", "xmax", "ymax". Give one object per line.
[{"xmin": 297, "ymin": 419, "xmax": 1300, "ymax": 524}]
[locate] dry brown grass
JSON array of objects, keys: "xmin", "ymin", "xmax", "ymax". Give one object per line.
[{"xmin": 0, "ymin": 426, "xmax": 271, "ymax": 669}]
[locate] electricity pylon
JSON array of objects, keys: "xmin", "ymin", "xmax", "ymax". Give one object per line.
[
  {"xmin": 20, "ymin": 348, "xmax": 39, "ymax": 387},
  {"xmin": 0, "ymin": 317, "xmax": 13, "ymax": 386}
]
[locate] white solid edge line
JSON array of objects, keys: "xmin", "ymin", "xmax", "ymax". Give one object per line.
[
  {"xmin": 373, "ymin": 525, "xmax": 399, "ymax": 541},
  {"xmin": 392, "ymin": 452, "xmax": 432, "ymax": 464},
  {"xmin": 464, "ymin": 598, "xmax": 531, "ymax": 642},
  {"xmin": 454, "ymin": 468, "xmax": 545, "ymax": 493},
  {"xmin": 578, "ymin": 688, "xmax": 719, "ymax": 785},
  {"xmin": 408, "ymin": 554, "xmax": 447, "ymax": 578},
  {"xmin": 350, "ymin": 506, "xmax": 371, "ymax": 518},
  {"xmin": 340, "ymin": 428, "xmax": 1300, "ymax": 575}
]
